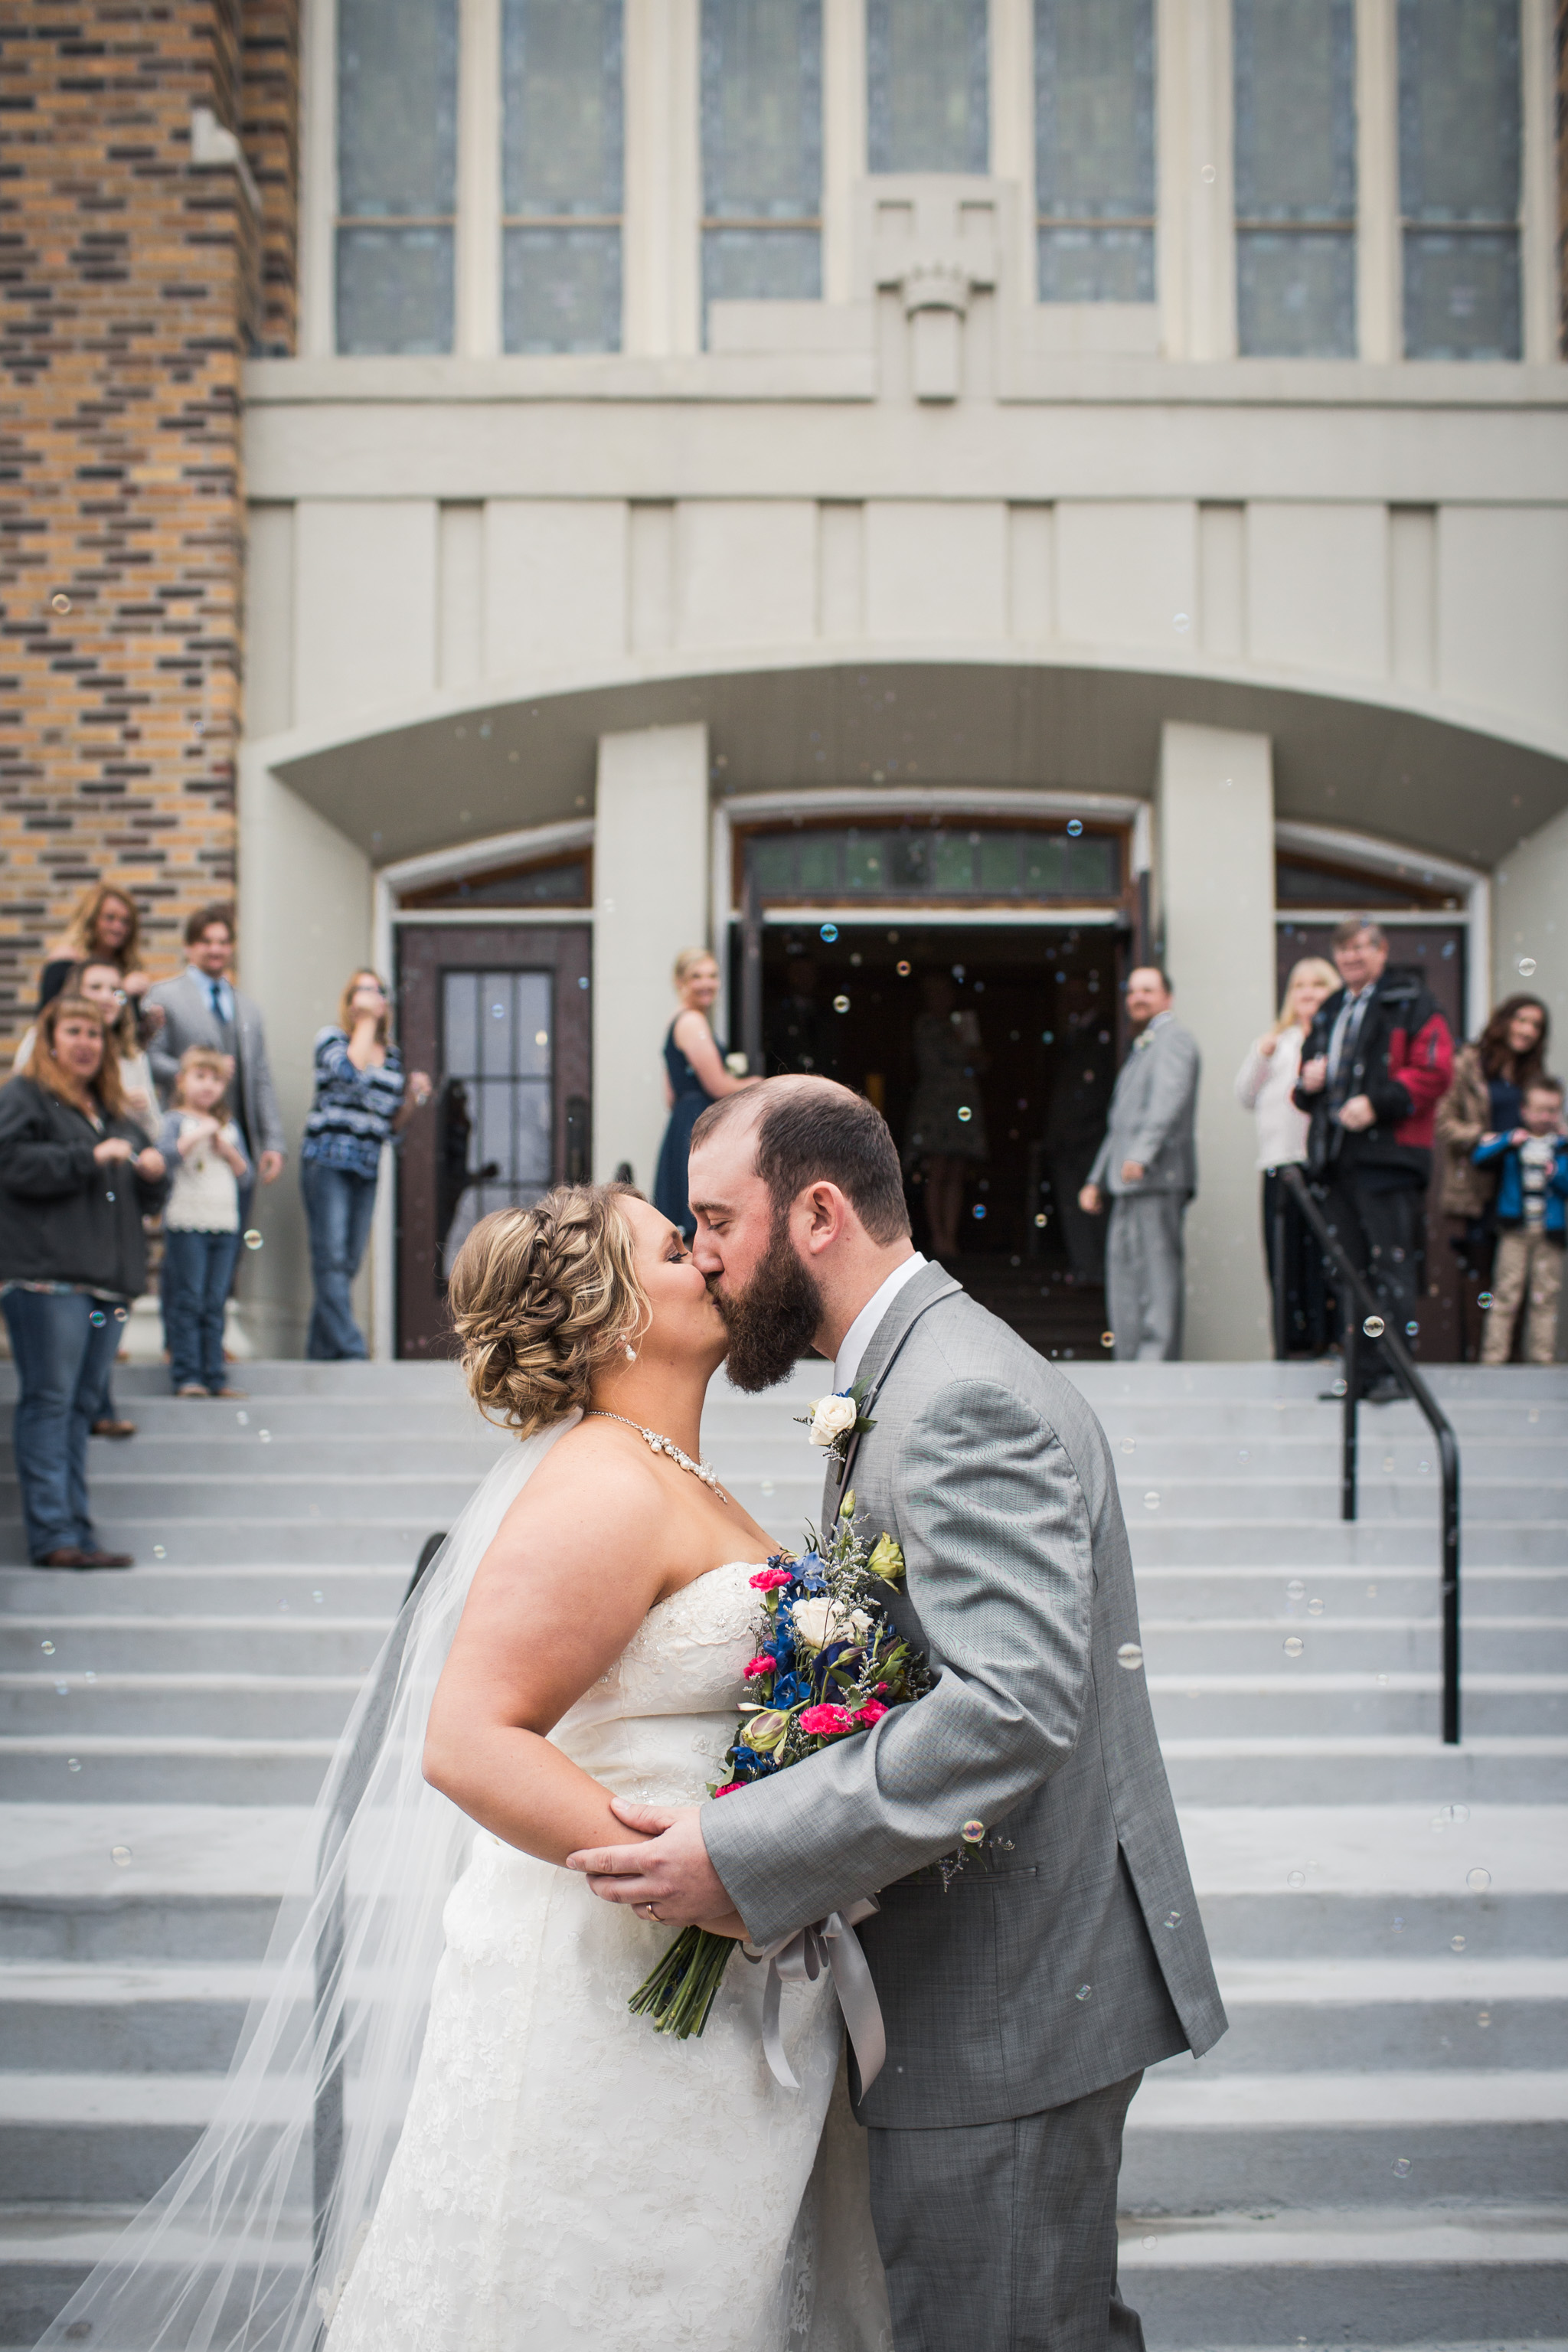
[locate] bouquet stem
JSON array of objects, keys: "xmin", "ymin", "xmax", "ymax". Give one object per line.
[{"xmin": 628, "ymin": 1926, "xmax": 737, "ymax": 2037}]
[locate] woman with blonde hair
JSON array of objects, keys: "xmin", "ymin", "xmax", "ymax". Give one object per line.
[
  {"xmin": 39, "ymin": 880, "xmax": 153, "ymax": 1014},
  {"xmin": 652, "ymin": 946, "xmax": 755, "ymax": 1240},
  {"xmin": 1235, "ymin": 955, "xmax": 1340, "ymax": 1356},
  {"xmin": 299, "ymin": 969, "xmax": 433, "ymax": 1359},
  {"xmin": 0, "ymin": 993, "xmax": 165, "ymax": 1565},
  {"xmin": 38, "ymin": 1180, "xmax": 890, "ymax": 2350}
]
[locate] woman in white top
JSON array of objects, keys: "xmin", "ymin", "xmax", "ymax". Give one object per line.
[{"xmin": 1236, "ymin": 956, "xmax": 1338, "ymax": 1357}]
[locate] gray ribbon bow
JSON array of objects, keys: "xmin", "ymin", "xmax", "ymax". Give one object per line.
[{"xmin": 748, "ymin": 1896, "xmax": 885, "ymax": 2093}]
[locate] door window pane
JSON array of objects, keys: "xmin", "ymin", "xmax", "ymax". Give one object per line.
[
  {"xmin": 702, "ymin": 0, "xmax": 822, "ymax": 328},
  {"xmin": 1035, "ymin": 0, "xmax": 1155, "ymax": 302},
  {"xmin": 502, "ymin": 0, "xmax": 623, "ymax": 353},
  {"xmin": 440, "ymin": 970, "xmax": 554, "ymax": 1274},
  {"xmin": 1234, "ymin": 0, "xmax": 1355, "ymax": 355},
  {"xmin": 867, "ymin": 0, "xmax": 988, "ymax": 175},
  {"xmin": 1398, "ymin": 0, "xmax": 1521, "ymax": 358},
  {"xmin": 336, "ymin": 0, "xmax": 457, "ymax": 353}
]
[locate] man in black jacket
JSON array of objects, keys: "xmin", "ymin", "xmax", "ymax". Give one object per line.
[{"xmin": 1294, "ymin": 920, "xmax": 1454, "ymax": 1401}]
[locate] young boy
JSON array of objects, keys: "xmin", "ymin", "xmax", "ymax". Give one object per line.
[
  {"xmin": 1474, "ymin": 1076, "xmax": 1568, "ymax": 1366},
  {"xmin": 158, "ymin": 1047, "xmax": 252, "ymax": 1398}
]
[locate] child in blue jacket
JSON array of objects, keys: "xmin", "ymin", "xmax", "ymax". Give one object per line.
[{"xmin": 1474, "ymin": 1076, "xmax": 1568, "ymax": 1364}]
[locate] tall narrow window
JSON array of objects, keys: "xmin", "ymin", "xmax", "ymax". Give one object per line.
[
  {"xmin": 1233, "ymin": 0, "xmax": 1355, "ymax": 356},
  {"xmin": 1034, "ymin": 0, "xmax": 1155, "ymax": 302},
  {"xmin": 1399, "ymin": 0, "xmax": 1521, "ymax": 359},
  {"xmin": 336, "ymin": 0, "xmax": 458, "ymax": 354},
  {"xmin": 502, "ymin": 0, "xmax": 623, "ymax": 353},
  {"xmin": 701, "ymin": 0, "xmax": 822, "ymax": 328},
  {"xmin": 867, "ymin": 0, "xmax": 988, "ymax": 175}
]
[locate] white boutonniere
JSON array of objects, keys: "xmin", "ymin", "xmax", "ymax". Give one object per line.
[{"xmin": 796, "ymin": 1374, "xmax": 875, "ymax": 1465}]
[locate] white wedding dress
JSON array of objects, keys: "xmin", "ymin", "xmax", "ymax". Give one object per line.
[{"xmin": 323, "ymin": 1559, "xmax": 893, "ymax": 2352}]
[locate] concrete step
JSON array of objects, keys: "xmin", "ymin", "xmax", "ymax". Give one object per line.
[
  {"xmin": 1130, "ymin": 1566, "xmax": 1568, "ymax": 1619},
  {"xmin": 0, "ymin": 1566, "xmax": 409, "ymax": 1619},
  {"xmin": 0, "ymin": 2203, "xmax": 308, "ymax": 2350},
  {"xmin": 0, "ymin": 1738, "xmax": 338, "ymax": 1805},
  {"xmin": 0, "ymin": 1519, "xmax": 445, "ymax": 1568},
  {"xmin": 0, "ymin": 1618, "xmax": 392, "ymax": 1675},
  {"xmin": 1185, "ymin": 1957, "xmax": 1568, "ymax": 2073},
  {"xmin": 0, "ymin": 1474, "xmax": 482, "ymax": 1521},
  {"xmin": 0, "ymin": 1962, "xmax": 267, "ymax": 2073},
  {"xmin": 1161, "ymin": 1736, "xmax": 1568, "ymax": 1807},
  {"xmin": 1148, "ymin": 1674, "xmax": 1568, "ymax": 1740},
  {"xmin": 1139, "ymin": 1619, "xmax": 1568, "ymax": 1675},
  {"xmin": 0, "ymin": 1674, "xmax": 364, "ymax": 1739}
]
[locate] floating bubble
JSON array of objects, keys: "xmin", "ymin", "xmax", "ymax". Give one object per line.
[
  {"xmin": 1383, "ymin": 1455, "xmax": 1395, "ymax": 1472},
  {"xmin": 41, "ymin": 1639, "xmax": 54, "ymax": 1655},
  {"xmin": 55, "ymin": 1682, "xmax": 68, "ymax": 1696},
  {"xmin": 312, "ymin": 1590, "xmax": 324, "ymax": 1603},
  {"xmin": 1405, "ymin": 1321, "xmax": 1419, "ymax": 1337},
  {"xmin": 1393, "ymin": 1915, "xmax": 1405, "ymax": 1930},
  {"xmin": 1034, "ymin": 1212, "xmax": 1047, "ymax": 1227},
  {"xmin": 113, "ymin": 1305, "xmax": 127, "ymax": 1322},
  {"xmin": 1362, "ymin": 1315, "xmax": 1385, "ymax": 1338},
  {"xmin": 258, "ymin": 1430, "xmax": 271, "ymax": 1444},
  {"xmin": 237, "ymin": 1410, "xmax": 248, "ymax": 1426},
  {"xmin": 491, "ymin": 1003, "xmax": 505, "ymax": 1020},
  {"xmin": 67, "ymin": 1757, "xmax": 81, "ymax": 1772},
  {"xmin": 1172, "ymin": 612, "xmax": 1191, "ymax": 633},
  {"xmin": 152, "ymin": 1545, "xmax": 166, "ymax": 1559},
  {"xmin": 1283, "ymin": 1635, "xmax": 1305, "ymax": 1658},
  {"xmin": 956, "ymin": 1106, "xmax": 972, "ymax": 1122},
  {"xmin": 243, "ymin": 1230, "xmax": 263, "ymax": 1251},
  {"xmin": 1237, "ymin": 1447, "xmax": 1249, "ymax": 1460},
  {"xmin": 819, "ymin": 923, "xmax": 838, "ymax": 943},
  {"xmin": 1466, "ymin": 1867, "xmax": 1491, "ymax": 1892},
  {"xmin": 1121, "ymin": 1437, "xmax": 1135, "ymax": 1454},
  {"xmin": 1377, "ymin": 1673, "xmax": 1389, "ymax": 1685},
  {"xmin": 1066, "ymin": 818, "xmax": 1083, "ymax": 837},
  {"xmin": 1116, "ymin": 1642, "xmax": 1144, "ymax": 1672},
  {"xmin": 1163, "ymin": 1909, "xmax": 1181, "ymax": 1930},
  {"xmin": 1517, "ymin": 957, "xmax": 1537, "ymax": 978},
  {"xmin": 832, "ymin": 995, "xmax": 851, "ymax": 1014},
  {"xmin": 1287, "ymin": 1579, "xmax": 1305, "ymax": 1601},
  {"xmin": 1200, "ymin": 162, "xmax": 1217, "ymax": 183},
  {"xmin": 896, "ymin": 959, "xmax": 911, "ymax": 976},
  {"xmin": 104, "ymin": 1191, "xmax": 113, "ymax": 1203},
  {"xmin": 111, "ymin": 1846, "xmax": 132, "ymax": 1867},
  {"xmin": 1308, "ymin": 1599, "xmax": 1324, "ymax": 1615},
  {"xmin": 1143, "ymin": 1491, "xmax": 1160, "ymax": 1511},
  {"xmin": 534, "ymin": 1030, "xmax": 547, "ymax": 1047},
  {"xmin": 1287, "ymin": 1869, "xmax": 1306, "ymax": 1887},
  {"xmin": 972, "ymin": 1204, "xmax": 986, "ymax": 1220},
  {"xmin": 1476, "ymin": 2011, "xmax": 1491, "ymax": 2028},
  {"xmin": 1074, "ymin": 1984, "xmax": 1093, "ymax": 2001},
  {"xmin": 51, "ymin": 591, "xmax": 73, "ymax": 613},
  {"xmin": 960, "ymin": 1820, "xmax": 985, "ymax": 1844},
  {"xmin": 1142, "ymin": 2235, "xmax": 1158, "ymax": 2249},
  {"xmin": 1041, "ymin": 1030, "xmax": 1054, "ymax": 1044},
  {"xmin": 1393, "ymin": 2156, "xmax": 1411, "ymax": 2177},
  {"xmin": 89, "ymin": 1310, "xmax": 106, "ymax": 1328},
  {"xmin": 1367, "ymin": 1583, "xmax": 1378, "ymax": 1597},
  {"xmin": 1450, "ymin": 1935, "xmax": 1466, "ymax": 1952}
]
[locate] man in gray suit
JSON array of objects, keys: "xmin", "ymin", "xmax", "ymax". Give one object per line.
[
  {"xmin": 145, "ymin": 903, "xmax": 287, "ymax": 1214},
  {"xmin": 1080, "ymin": 968, "xmax": 1199, "ymax": 1363},
  {"xmin": 570, "ymin": 1077, "xmax": 1225, "ymax": 2352}
]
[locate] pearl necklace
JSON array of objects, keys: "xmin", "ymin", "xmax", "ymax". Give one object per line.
[{"xmin": 585, "ymin": 1411, "xmax": 729, "ymax": 1501}]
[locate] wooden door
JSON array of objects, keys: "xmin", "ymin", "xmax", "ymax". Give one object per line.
[{"xmin": 395, "ymin": 925, "xmax": 591, "ymax": 1357}]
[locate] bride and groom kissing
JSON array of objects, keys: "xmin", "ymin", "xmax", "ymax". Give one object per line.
[{"xmin": 44, "ymin": 1076, "xmax": 1224, "ymax": 2352}]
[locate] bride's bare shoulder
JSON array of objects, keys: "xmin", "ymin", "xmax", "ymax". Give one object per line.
[{"xmin": 488, "ymin": 1419, "xmax": 675, "ymax": 1567}]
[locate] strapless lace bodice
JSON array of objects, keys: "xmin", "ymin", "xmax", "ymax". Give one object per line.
[{"xmin": 549, "ymin": 1558, "xmax": 762, "ymax": 1802}]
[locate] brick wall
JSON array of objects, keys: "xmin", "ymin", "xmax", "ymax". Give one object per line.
[{"xmin": 0, "ymin": 0, "xmax": 297, "ymax": 1048}]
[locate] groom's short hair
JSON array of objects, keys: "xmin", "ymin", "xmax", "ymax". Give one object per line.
[{"xmin": 693, "ymin": 1079, "xmax": 911, "ymax": 1244}]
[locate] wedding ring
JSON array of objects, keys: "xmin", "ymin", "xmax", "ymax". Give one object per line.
[{"xmin": 642, "ymin": 1902, "xmax": 659, "ymax": 1922}]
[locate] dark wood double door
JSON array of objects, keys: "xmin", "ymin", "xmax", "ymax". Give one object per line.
[{"xmin": 395, "ymin": 925, "xmax": 590, "ymax": 1357}]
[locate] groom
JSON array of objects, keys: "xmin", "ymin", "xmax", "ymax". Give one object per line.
[{"xmin": 570, "ymin": 1076, "xmax": 1226, "ymax": 2350}]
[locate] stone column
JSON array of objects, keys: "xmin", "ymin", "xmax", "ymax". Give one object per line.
[
  {"xmin": 593, "ymin": 722, "xmax": 710, "ymax": 1192},
  {"xmin": 1155, "ymin": 720, "xmax": 1276, "ymax": 1361}
]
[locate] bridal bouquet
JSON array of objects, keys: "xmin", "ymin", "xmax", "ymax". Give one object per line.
[{"xmin": 628, "ymin": 1495, "xmax": 935, "ymax": 2042}]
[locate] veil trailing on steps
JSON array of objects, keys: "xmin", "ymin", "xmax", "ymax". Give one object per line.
[{"xmin": 38, "ymin": 1419, "xmax": 574, "ymax": 2352}]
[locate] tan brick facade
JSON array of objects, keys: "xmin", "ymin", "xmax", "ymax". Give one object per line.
[{"xmin": 0, "ymin": 1, "xmax": 296, "ymax": 1047}]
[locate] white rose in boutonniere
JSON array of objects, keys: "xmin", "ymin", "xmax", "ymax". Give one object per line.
[{"xmin": 808, "ymin": 1393, "xmax": 858, "ymax": 1448}]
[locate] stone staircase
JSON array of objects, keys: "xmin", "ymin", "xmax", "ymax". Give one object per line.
[{"xmin": 1, "ymin": 1355, "xmax": 1564, "ymax": 2347}]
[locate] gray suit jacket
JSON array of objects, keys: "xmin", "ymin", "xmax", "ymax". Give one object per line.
[
  {"xmin": 703, "ymin": 1264, "xmax": 1227, "ymax": 2129},
  {"xmin": 144, "ymin": 969, "xmax": 286, "ymax": 1160},
  {"xmin": 1088, "ymin": 1014, "xmax": 1199, "ymax": 1197}
]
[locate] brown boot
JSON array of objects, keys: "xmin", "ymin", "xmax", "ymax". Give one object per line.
[{"xmin": 91, "ymin": 1416, "xmax": 138, "ymax": 1439}]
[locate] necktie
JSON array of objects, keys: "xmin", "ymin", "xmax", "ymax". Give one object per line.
[{"xmin": 209, "ymin": 981, "xmax": 226, "ymax": 1027}]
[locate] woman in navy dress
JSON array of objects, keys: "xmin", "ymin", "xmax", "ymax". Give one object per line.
[{"xmin": 652, "ymin": 949, "xmax": 756, "ymax": 1238}]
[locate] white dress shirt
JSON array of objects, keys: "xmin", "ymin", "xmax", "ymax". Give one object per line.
[{"xmin": 832, "ymin": 1251, "xmax": 928, "ymax": 1393}]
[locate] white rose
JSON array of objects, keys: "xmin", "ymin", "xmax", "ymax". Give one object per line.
[
  {"xmin": 791, "ymin": 1598, "xmax": 872, "ymax": 1651},
  {"xmin": 808, "ymin": 1393, "xmax": 858, "ymax": 1447}
]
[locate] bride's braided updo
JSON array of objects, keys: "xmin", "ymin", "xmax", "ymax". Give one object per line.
[{"xmin": 448, "ymin": 1182, "xmax": 648, "ymax": 1437}]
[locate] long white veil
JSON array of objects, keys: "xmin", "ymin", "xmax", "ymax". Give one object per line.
[{"xmin": 37, "ymin": 1418, "xmax": 573, "ymax": 2352}]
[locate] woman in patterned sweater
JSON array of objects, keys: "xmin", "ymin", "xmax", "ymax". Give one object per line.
[{"xmin": 301, "ymin": 972, "xmax": 432, "ymax": 1359}]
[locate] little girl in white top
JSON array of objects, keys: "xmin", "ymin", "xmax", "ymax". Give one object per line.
[{"xmin": 158, "ymin": 1047, "xmax": 251, "ymax": 1398}]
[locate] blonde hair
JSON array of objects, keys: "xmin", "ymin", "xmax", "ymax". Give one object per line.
[
  {"xmin": 338, "ymin": 968, "xmax": 390, "ymax": 1046},
  {"xmin": 672, "ymin": 947, "xmax": 716, "ymax": 990},
  {"xmin": 61, "ymin": 881, "xmax": 142, "ymax": 970},
  {"xmin": 1274, "ymin": 957, "xmax": 1340, "ymax": 1037},
  {"xmin": 174, "ymin": 1045, "xmax": 230, "ymax": 1108},
  {"xmin": 449, "ymin": 1183, "xmax": 648, "ymax": 1439},
  {"xmin": 21, "ymin": 994, "xmax": 124, "ymax": 1119}
]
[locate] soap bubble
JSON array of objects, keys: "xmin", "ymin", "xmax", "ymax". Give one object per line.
[
  {"xmin": 89, "ymin": 1310, "xmax": 105, "ymax": 1328},
  {"xmin": 1142, "ymin": 2235, "xmax": 1157, "ymax": 2249},
  {"xmin": 236, "ymin": 1410, "xmax": 248, "ymax": 1426},
  {"xmin": 111, "ymin": 1846, "xmax": 132, "ymax": 1867},
  {"xmin": 1066, "ymin": 818, "xmax": 1083, "ymax": 837},
  {"xmin": 41, "ymin": 1640, "xmax": 54, "ymax": 1655},
  {"xmin": 1393, "ymin": 2156, "xmax": 1411, "ymax": 2177},
  {"xmin": 960, "ymin": 1820, "xmax": 985, "ymax": 1844},
  {"xmin": 1476, "ymin": 2011, "xmax": 1491, "ymax": 2028},
  {"xmin": 1116, "ymin": 1642, "xmax": 1144, "ymax": 1671},
  {"xmin": 972, "ymin": 1204, "xmax": 986, "ymax": 1220},
  {"xmin": 1163, "ymin": 1909, "xmax": 1181, "ymax": 1929},
  {"xmin": 1172, "ymin": 612, "xmax": 1191, "ymax": 632},
  {"xmin": 491, "ymin": 1003, "xmax": 505, "ymax": 1020},
  {"xmin": 1362, "ymin": 1315, "xmax": 1385, "ymax": 1338},
  {"xmin": 51, "ymin": 591, "xmax": 72, "ymax": 613},
  {"xmin": 1287, "ymin": 1579, "xmax": 1305, "ymax": 1600},
  {"xmin": 1200, "ymin": 163, "xmax": 1217, "ymax": 183},
  {"xmin": 1405, "ymin": 1321, "xmax": 1418, "ymax": 1337},
  {"xmin": 1143, "ymin": 1491, "xmax": 1160, "ymax": 1511},
  {"xmin": 67, "ymin": 1757, "xmax": 81, "ymax": 1772},
  {"xmin": 1308, "ymin": 1598, "xmax": 1324, "ymax": 1615},
  {"xmin": 1517, "ymin": 957, "xmax": 1537, "ymax": 978},
  {"xmin": 1034, "ymin": 1211, "xmax": 1047, "ymax": 1226},
  {"xmin": 152, "ymin": 1544, "xmax": 166, "ymax": 1559},
  {"xmin": 1287, "ymin": 1869, "xmax": 1306, "ymax": 1887},
  {"xmin": 1283, "ymin": 1635, "xmax": 1305, "ymax": 1658},
  {"xmin": 113, "ymin": 1305, "xmax": 127, "ymax": 1322},
  {"xmin": 243, "ymin": 1230, "xmax": 263, "ymax": 1250},
  {"xmin": 1074, "ymin": 1984, "xmax": 1092, "ymax": 2001},
  {"xmin": 1101, "ymin": 1331, "xmax": 1114, "ymax": 1348},
  {"xmin": 1121, "ymin": 1437, "xmax": 1135, "ymax": 1454},
  {"xmin": 258, "ymin": 1430, "xmax": 271, "ymax": 1444},
  {"xmin": 832, "ymin": 995, "xmax": 851, "ymax": 1014},
  {"xmin": 819, "ymin": 923, "xmax": 838, "ymax": 942},
  {"xmin": 896, "ymin": 959, "xmax": 911, "ymax": 976},
  {"xmin": 1477, "ymin": 1290, "xmax": 1492, "ymax": 1308},
  {"xmin": 956, "ymin": 1106, "xmax": 972, "ymax": 1122},
  {"xmin": 1450, "ymin": 1935, "xmax": 1466, "ymax": 1952},
  {"xmin": 1466, "ymin": 1867, "xmax": 1491, "ymax": 1892}
]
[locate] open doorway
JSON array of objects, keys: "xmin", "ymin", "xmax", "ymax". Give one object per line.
[{"xmin": 753, "ymin": 920, "xmax": 1130, "ymax": 1357}]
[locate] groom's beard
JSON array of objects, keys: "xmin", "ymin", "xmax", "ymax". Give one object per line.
[{"xmin": 711, "ymin": 1220, "xmax": 824, "ymax": 1393}]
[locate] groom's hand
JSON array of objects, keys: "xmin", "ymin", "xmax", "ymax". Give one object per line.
[{"xmin": 567, "ymin": 1800, "xmax": 743, "ymax": 1933}]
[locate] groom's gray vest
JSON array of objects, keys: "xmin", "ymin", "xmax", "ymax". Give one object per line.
[{"xmin": 703, "ymin": 1263, "xmax": 1227, "ymax": 2129}]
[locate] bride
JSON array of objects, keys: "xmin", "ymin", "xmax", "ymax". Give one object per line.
[{"xmin": 38, "ymin": 1184, "xmax": 890, "ymax": 2352}]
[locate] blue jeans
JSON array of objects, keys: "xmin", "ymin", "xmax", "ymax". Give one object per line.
[
  {"xmin": 301, "ymin": 1158, "xmax": 378, "ymax": 1360},
  {"xmin": 161, "ymin": 1228, "xmax": 242, "ymax": 1390},
  {"xmin": 2, "ymin": 1288, "xmax": 124, "ymax": 1560}
]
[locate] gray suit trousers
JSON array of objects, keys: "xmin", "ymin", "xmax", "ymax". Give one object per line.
[
  {"xmin": 867, "ymin": 2069, "xmax": 1146, "ymax": 2352},
  {"xmin": 1106, "ymin": 1192, "xmax": 1186, "ymax": 1362}
]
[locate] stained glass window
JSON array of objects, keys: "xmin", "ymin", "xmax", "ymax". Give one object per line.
[
  {"xmin": 501, "ymin": 0, "xmax": 623, "ymax": 353},
  {"xmin": 744, "ymin": 826, "xmax": 1121, "ymax": 902},
  {"xmin": 701, "ymin": 0, "xmax": 822, "ymax": 330},
  {"xmin": 1399, "ymin": 0, "xmax": 1521, "ymax": 359},
  {"xmin": 1035, "ymin": 0, "xmax": 1155, "ymax": 302},
  {"xmin": 1233, "ymin": 0, "xmax": 1355, "ymax": 356},
  {"xmin": 336, "ymin": 0, "xmax": 458, "ymax": 354},
  {"xmin": 867, "ymin": 0, "xmax": 988, "ymax": 175}
]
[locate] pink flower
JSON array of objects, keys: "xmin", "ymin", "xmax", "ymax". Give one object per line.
[
  {"xmin": 743, "ymin": 1655, "xmax": 774, "ymax": 1680},
  {"xmin": 750, "ymin": 1567, "xmax": 793, "ymax": 1592},
  {"xmin": 798, "ymin": 1704, "xmax": 855, "ymax": 1737},
  {"xmin": 714, "ymin": 1780, "xmax": 744, "ymax": 1797},
  {"xmin": 853, "ymin": 1701, "xmax": 889, "ymax": 1726}
]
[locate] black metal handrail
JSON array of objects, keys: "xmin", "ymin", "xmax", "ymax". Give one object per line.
[{"xmin": 1279, "ymin": 1165, "xmax": 1462, "ymax": 1744}]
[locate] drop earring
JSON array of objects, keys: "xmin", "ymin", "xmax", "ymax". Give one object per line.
[{"xmin": 622, "ymin": 1338, "xmax": 638, "ymax": 1362}]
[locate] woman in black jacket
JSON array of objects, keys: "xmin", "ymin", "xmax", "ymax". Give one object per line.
[{"xmin": 0, "ymin": 993, "xmax": 165, "ymax": 1567}]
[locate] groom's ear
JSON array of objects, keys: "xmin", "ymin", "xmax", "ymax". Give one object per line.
[{"xmin": 800, "ymin": 1181, "xmax": 852, "ymax": 1255}]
